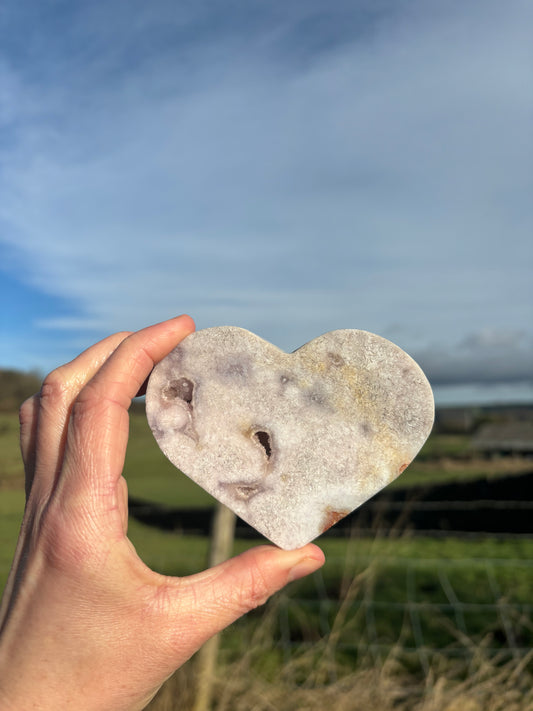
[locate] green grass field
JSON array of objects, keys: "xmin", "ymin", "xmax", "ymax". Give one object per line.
[
  {"xmin": 2, "ymin": 410, "xmax": 533, "ymax": 586},
  {"xmin": 3, "ymin": 409, "xmax": 530, "ymax": 504},
  {"xmin": 2, "ymin": 409, "xmax": 533, "ymax": 709}
]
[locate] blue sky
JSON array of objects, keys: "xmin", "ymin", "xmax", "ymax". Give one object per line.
[{"xmin": 1, "ymin": 0, "xmax": 532, "ymax": 405}]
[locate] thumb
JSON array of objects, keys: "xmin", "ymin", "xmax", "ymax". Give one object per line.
[{"xmin": 164, "ymin": 544, "xmax": 325, "ymax": 659}]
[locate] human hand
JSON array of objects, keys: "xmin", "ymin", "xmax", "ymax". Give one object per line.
[{"xmin": 0, "ymin": 316, "xmax": 325, "ymax": 711}]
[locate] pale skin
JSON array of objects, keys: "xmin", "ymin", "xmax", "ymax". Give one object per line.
[{"xmin": 0, "ymin": 315, "xmax": 325, "ymax": 711}]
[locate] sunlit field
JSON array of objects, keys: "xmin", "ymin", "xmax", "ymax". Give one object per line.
[{"xmin": 1, "ymin": 409, "xmax": 532, "ymax": 709}]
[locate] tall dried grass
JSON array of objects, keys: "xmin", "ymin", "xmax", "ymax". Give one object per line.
[
  {"xmin": 146, "ymin": 503, "xmax": 533, "ymax": 711},
  {"xmin": 147, "ymin": 572, "xmax": 533, "ymax": 711},
  {"xmin": 150, "ymin": 639, "xmax": 533, "ymax": 711}
]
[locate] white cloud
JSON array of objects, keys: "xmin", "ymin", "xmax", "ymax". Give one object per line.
[{"xmin": 0, "ymin": 0, "xmax": 532, "ymax": 384}]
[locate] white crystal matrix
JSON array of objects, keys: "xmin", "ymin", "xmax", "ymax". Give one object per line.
[{"xmin": 146, "ymin": 327, "xmax": 434, "ymax": 550}]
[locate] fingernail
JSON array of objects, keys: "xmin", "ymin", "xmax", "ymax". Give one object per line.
[{"xmin": 288, "ymin": 556, "xmax": 324, "ymax": 583}]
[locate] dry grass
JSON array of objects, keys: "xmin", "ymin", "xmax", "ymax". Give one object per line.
[
  {"xmin": 149, "ymin": 642, "xmax": 533, "ymax": 711},
  {"xmin": 146, "ymin": 579, "xmax": 533, "ymax": 711},
  {"xmin": 143, "ymin": 517, "xmax": 533, "ymax": 711}
]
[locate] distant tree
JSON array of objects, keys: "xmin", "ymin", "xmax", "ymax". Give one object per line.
[{"xmin": 0, "ymin": 369, "xmax": 42, "ymax": 412}]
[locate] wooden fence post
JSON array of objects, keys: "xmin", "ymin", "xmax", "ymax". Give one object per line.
[{"xmin": 192, "ymin": 503, "xmax": 236, "ymax": 711}]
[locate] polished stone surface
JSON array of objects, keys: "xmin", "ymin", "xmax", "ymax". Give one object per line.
[{"xmin": 146, "ymin": 327, "xmax": 434, "ymax": 549}]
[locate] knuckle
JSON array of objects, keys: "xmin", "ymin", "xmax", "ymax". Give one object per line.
[
  {"xmin": 240, "ymin": 559, "xmax": 272, "ymax": 611},
  {"xmin": 19, "ymin": 394, "xmax": 38, "ymax": 428},
  {"xmin": 68, "ymin": 386, "xmax": 101, "ymax": 429},
  {"xmin": 72, "ymin": 379, "xmax": 119, "ymax": 416},
  {"xmin": 39, "ymin": 367, "xmax": 70, "ymax": 405},
  {"xmin": 73, "ymin": 379, "xmax": 100, "ymax": 408}
]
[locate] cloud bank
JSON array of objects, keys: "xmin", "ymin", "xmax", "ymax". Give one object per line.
[{"xmin": 0, "ymin": 0, "xmax": 532, "ymax": 398}]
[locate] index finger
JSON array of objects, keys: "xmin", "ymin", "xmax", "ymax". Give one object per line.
[{"xmin": 60, "ymin": 314, "xmax": 195, "ymax": 497}]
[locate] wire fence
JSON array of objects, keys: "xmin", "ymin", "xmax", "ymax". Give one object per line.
[{"xmin": 233, "ymin": 552, "xmax": 533, "ymax": 676}]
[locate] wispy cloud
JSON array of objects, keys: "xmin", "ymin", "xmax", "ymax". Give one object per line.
[{"xmin": 1, "ymin": 0, "xmax": 532, "ymax": 394}]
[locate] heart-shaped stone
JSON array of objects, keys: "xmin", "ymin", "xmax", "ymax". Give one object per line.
[{"xmin": 145, "ymin": 327, "xmax": 434, "ymax": 550}]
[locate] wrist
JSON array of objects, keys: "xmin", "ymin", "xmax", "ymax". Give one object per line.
[{"xmin": 0, "ymin": 645, "xmax": 158, "ymax": 711}]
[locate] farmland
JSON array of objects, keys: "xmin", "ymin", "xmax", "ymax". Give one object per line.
[{"xmin": 1, "ymin": 406, "xmax": 533, "ymax": 709}]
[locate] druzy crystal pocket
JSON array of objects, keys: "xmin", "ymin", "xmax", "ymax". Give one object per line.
[{"xmin": 146, "ymin": 327, "xmax": 434, "ymax": 550}]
